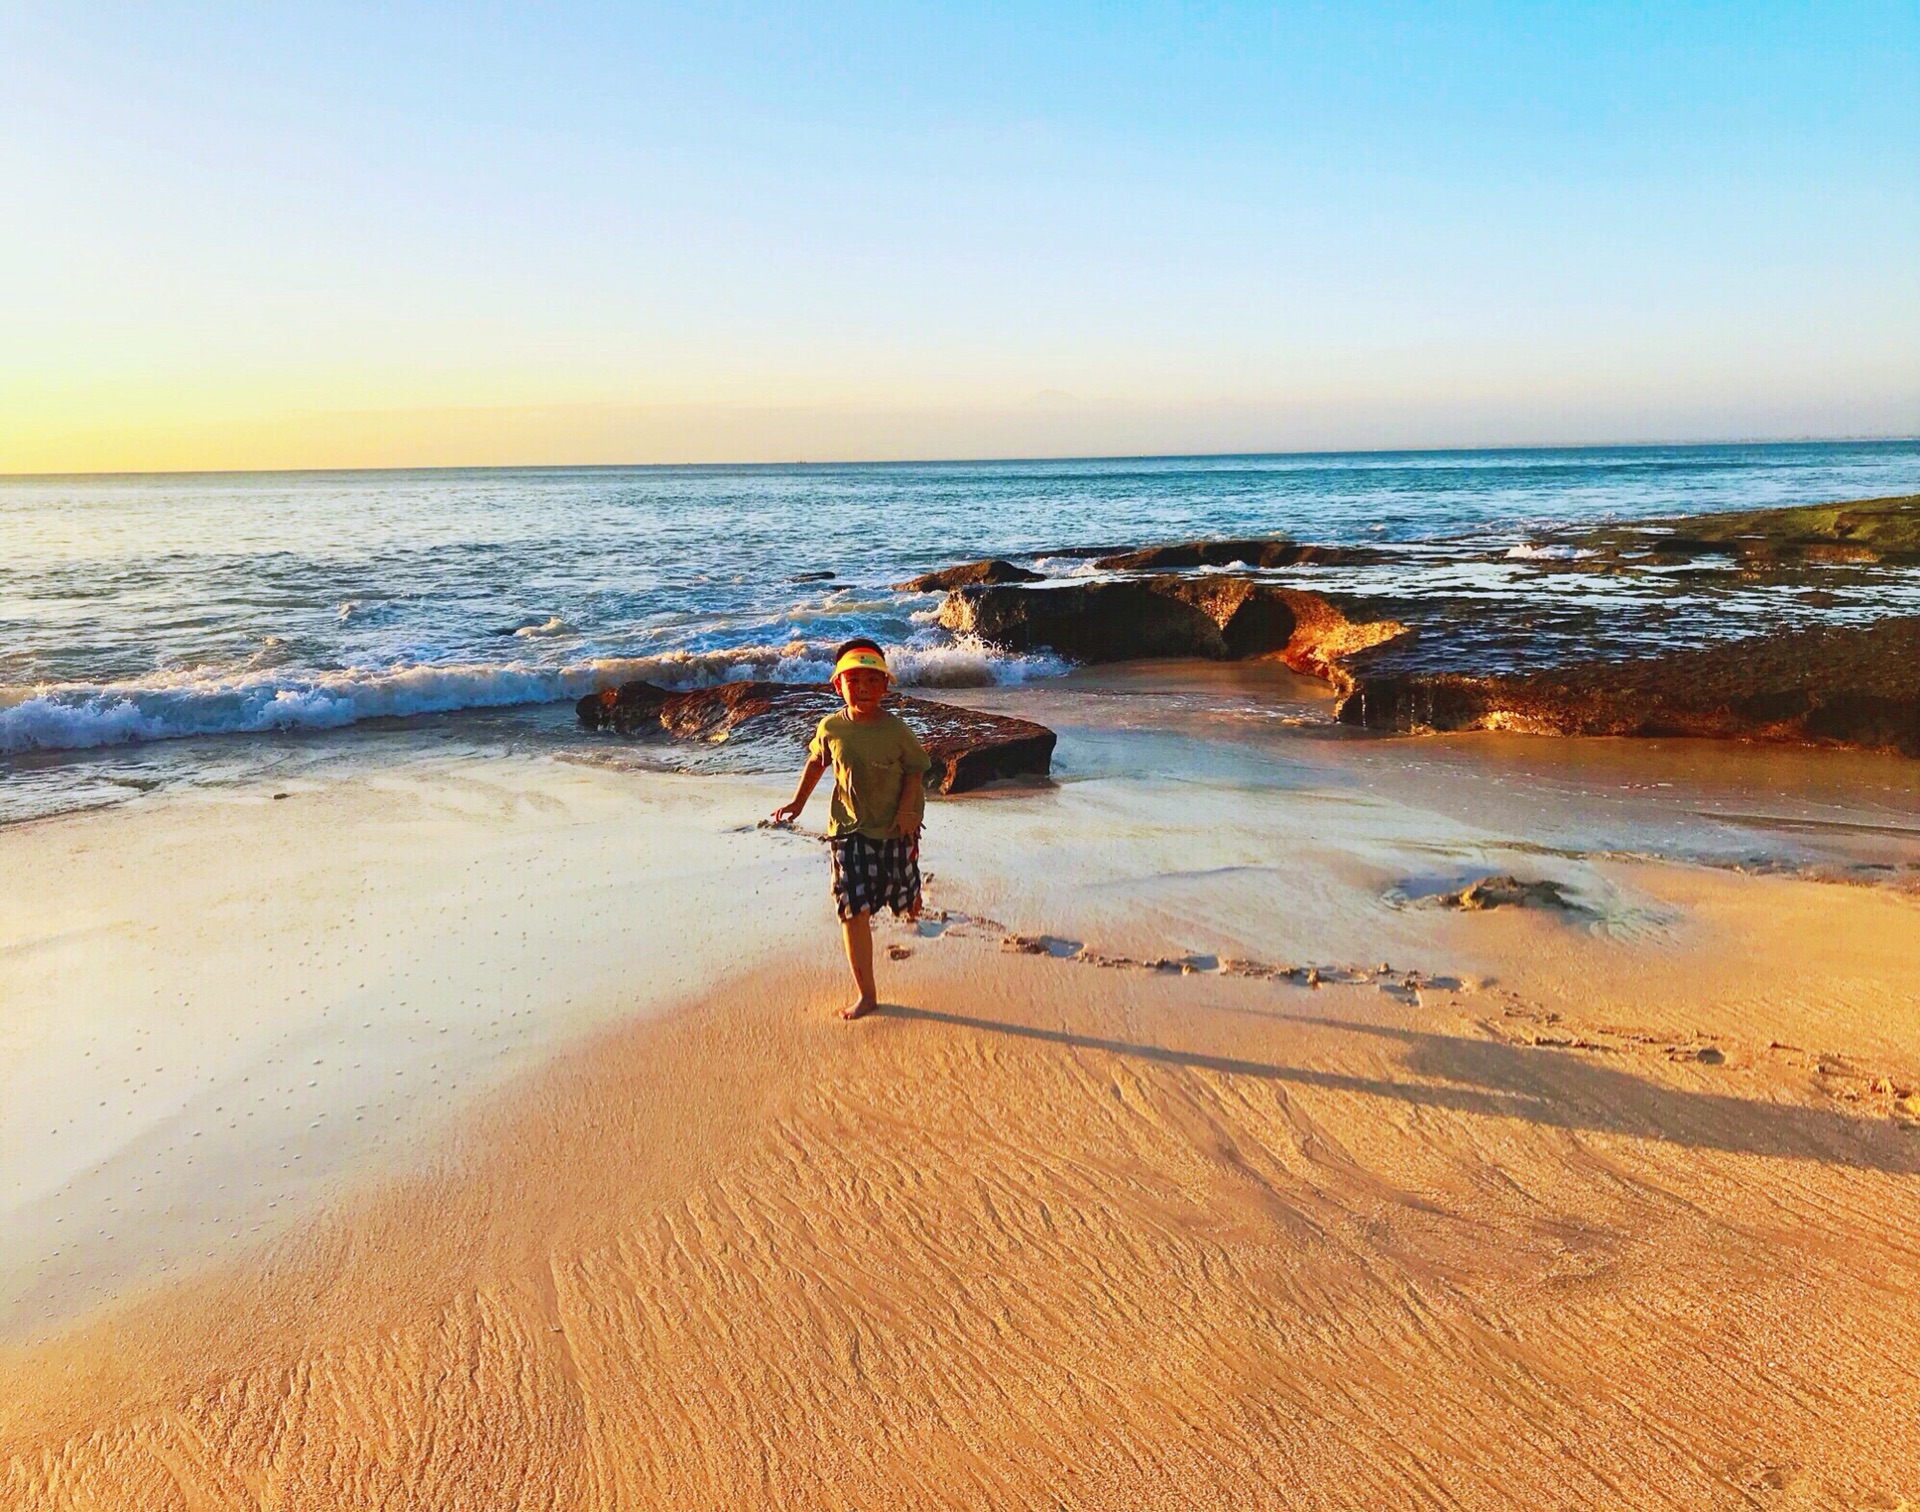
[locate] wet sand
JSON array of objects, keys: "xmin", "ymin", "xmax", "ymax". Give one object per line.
[{"xmin": 4, "ymin": 698, "xmax": 1920, "ymax": 1508}]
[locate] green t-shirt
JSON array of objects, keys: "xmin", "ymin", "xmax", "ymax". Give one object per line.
[{"xmin": 808, "ymin": 709, "xmax": 932, "ymax": 839}]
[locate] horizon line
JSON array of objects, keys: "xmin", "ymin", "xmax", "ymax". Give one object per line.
[{"xmin": 4, "ymin": 433, "xmax": 1917, "ymax": 484}]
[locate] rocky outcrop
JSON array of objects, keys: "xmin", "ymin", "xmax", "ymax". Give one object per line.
[
  {"xmin": 898, "ymin": 558, "xmax": 1045, "ymax": 591},
  {"xmin": 938, "ymin": 577, "xmax": 1408, "ymax": 677},
  {"xmin": 578, "ymin": 681, "xmax": 1057, "ymax": 793},
  {"xmin": 1336, "ymin": 617, "xmax": 1920, "ymax": 756},
  {"xmin": 1092, "ymin": 539, "xmax": 1391, "ymax": 571}
]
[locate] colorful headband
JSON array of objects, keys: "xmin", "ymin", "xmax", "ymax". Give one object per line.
[{"xmin": 832, "ymin": 647, "xmax": 890, "ymax": 681}]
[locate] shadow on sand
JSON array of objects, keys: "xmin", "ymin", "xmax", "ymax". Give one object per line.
[{"xmin": 877, "ymin": 1004, "xmax": 1919, "ymax": 1175}]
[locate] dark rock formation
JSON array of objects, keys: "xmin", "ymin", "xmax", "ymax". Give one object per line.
[
  {"xmin": 1092, "ymin": 539, "xmax": 1391, "ymax": 571},
  {"xmin": 1336, "ymin": 616, "xmax": 1920, "ymax": 757},
  {"xmin": 577, "ymin": 681, "xmax": 1056, "ymax": 793},
  {"xmin": 940, "ymin": 580, "xmax": 1230, "ymax": 661},
  {"xmin": 938, "ymin": 577, "xmax": 1407, "ymax": 676},
  {"xmin": 897, "ymin": 558, "xmax": 1045, "ymax": 592}
]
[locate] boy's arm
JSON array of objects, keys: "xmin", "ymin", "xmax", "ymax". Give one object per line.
[
  {"xmin": 889, "ymin": 769, "xmax": 925, "ymax": 838},
  {"xmin": 771, "ymin": 756, "xmax": 828, "ymax": 824},
  {"xmin": 889, "ymin": 720, "xmax": 931, "ymax": 838}
]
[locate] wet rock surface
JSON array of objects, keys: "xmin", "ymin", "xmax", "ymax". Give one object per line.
[
  {"xmin": 1336, "ymin": 616, "xmax": 1920, "ymax": 757},
  {"xmin": 578, "ymin": 681, "xmax": 1056, "ymax": 793}
]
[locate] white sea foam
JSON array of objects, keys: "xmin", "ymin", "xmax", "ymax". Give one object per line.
[
  {"xmin": 891, "ymin": 637, "xmax": 1068, "ymax": 688},
  {"xmin": 1505, "ymin": 543, "xmax": 1596, "ymax": 561},
  {"xmin": 0, "ymin": 638, "xmax": 1068, "ymax": 753},
  {"xmin": 1030, "ymin": 556, "xmax": 1109, "ymax": 577}
]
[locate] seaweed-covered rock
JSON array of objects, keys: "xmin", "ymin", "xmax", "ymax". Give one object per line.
[
  {"xmin": 1337, "ymin": 616, "xmax": 1920, "ymax": 757},
  {"xmin": 1534, "ymin": 494, "xmax": 1920, "ymax": 569},
  {"xmin": 577, "ymin": 681, "xmax": 1056, "ymax": 792}
]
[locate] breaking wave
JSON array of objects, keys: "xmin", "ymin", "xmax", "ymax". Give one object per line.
[{"xmin": 0, "ymin": 637, "xmax": 1067, "ymax": 754}]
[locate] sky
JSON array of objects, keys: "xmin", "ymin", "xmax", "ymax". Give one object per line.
[{"xmin": 2, "ymin": 1, "xmax": 1916, "ymax": 471}]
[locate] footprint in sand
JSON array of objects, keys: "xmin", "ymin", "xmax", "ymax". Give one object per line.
[
  {"xmin": 1730, "ymin": 1457, "xmax": 1804, "ymax": 1494},
  {"xmin": 1001, "ymin": 933, "xmax": 1085, "ymax": 959}
]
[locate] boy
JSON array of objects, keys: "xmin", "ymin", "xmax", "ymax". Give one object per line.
[{"xmin": 771, "ymin": 638, "xmax": 931, "ymax": 1019}]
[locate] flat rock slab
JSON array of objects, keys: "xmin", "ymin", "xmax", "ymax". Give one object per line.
[
  {"xmin": 578, "ymin": 681, "xmax": 1056, "ymax": 793},
  {"xmin": 1543, "ymin": 493, "xmax": 1920, "ymax": 568},
  {"xmin": 1337, "ymin": 616, "xmax": 1920, "ymax": 757}
]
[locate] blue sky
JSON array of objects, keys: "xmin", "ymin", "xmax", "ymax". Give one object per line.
[{"xmin": 2, "ymin": 2, "xmax": 1916, "ymax": 467}]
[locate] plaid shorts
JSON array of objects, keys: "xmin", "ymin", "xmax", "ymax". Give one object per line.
[{"xmin": 828, "ymin": 832, "xmax": 922, "ymax": 922}]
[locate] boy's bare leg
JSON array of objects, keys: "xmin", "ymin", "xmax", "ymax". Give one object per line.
[{"xmin": 840, "ymin": 911, "xmax": 878, "ymax": 1019}]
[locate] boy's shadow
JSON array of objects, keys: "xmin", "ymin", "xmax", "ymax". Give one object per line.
[{"xmin": 875, "ymin": 1004, "xmax": 1919, "ymax": 1175}]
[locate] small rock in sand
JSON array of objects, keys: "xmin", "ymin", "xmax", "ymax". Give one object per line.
[{"xmin": 1445, "ymin": 875, "xmax": 1575, "ymax": 912}]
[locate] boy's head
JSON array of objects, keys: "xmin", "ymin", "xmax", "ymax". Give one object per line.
[{"xmin": 831, "ymin": 638, "xmax": 890, "ymax": 715}]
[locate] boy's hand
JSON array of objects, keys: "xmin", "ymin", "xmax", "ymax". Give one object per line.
[
  {"xmin": 887, "ymin": 813, "xmax": 921, "ymax": 840},
  {"xmin": 770, "ymin": 801, "xmax": 803, "ymax": 826}
]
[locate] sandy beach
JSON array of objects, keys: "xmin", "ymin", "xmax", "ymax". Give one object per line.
[{"xmin": 4, "ymin": 677, "xmax": 1919, "ymax": 1509}]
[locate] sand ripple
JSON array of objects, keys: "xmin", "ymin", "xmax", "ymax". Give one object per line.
[{"xmin": 6, "ymin": 870, "xmax": 1920, "ymax": 1509}]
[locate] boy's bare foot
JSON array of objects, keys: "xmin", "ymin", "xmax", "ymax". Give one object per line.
[{"xmin": 841, "ymin": 997, "xmax": 878, "ymax": 1021}]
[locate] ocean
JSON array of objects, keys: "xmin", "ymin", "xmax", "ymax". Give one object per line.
[{"xmin": 4, "ymin": 441, "xmax": 1918, "ymax": 818}]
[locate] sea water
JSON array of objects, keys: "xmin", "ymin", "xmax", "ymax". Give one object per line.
[{"xmin": 3, "ymin": 442, "xmax": 1917, "ymax": 817}]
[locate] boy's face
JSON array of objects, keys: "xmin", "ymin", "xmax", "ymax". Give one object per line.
[{"xmin": 836, "ymin": 667, "xmax": 889, "ymax": 714}]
